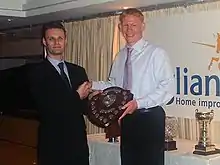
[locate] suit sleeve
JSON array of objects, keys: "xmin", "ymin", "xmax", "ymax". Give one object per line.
[
  {"xmin": 78, "ymin": 67, "xmax": 89, "ymax": 115},
  {"xmin": 28, "ymin": 64, "xmax": 83, "ymax": 113}
]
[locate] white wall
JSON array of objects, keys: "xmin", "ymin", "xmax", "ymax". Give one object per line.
[
  {"xmin": 23, "ymin": 0, "xmax": 115, "ymax": 16},
  {"xmin": 0, "ymin": 0, "xmax": 26, "ymax": 10},
  {"xmin": 144, "ymin": 8, "xmax": 220, "ymax": 120},
  {"xmin": 0, "ymin": 0, "xmax": 26, "ymax": 16},
  {"xmin": 0, "ymin": 0, "xmax": 115, "ymax": 17}
]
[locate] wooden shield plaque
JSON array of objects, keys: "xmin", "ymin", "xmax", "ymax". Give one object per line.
[{"xmin": 87, "ymin": 86, "xmax": 133, "ymax": 128}]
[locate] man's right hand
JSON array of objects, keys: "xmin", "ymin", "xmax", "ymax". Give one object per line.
[
  {"xmin": 88, "ymin": 90, "xmax": 102, "ymax": 100},
  {"xmin": 77, "ymin": 81, "xmax": 91, "ymax": 99}
]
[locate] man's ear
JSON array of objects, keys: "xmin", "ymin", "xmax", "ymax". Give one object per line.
[
  {"xmin": 64, "ymin": 31, "xmax": 68, "ymax": 44},
  {"xmin": 65, "ymin": 37, "xmax": 67, "ymax": 45},
  {"xmin": 141, "ymin": 22, "xmax": 145, "ymax": 31},
  {"xmin": 118, "ymin": 23, "xmax": 122, "ymax": 32},
  {"xmin": 42, "ymin": 38, "xmax": 46, "ymax": 47}
]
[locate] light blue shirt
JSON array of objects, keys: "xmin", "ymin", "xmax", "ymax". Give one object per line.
[
  {"xmin": 47, "ymin": 56, "xmax": 71, "ymax": 84},
  {"xmin": 92, "ymin": 38, "xmax": 175, "ymax": 109}
]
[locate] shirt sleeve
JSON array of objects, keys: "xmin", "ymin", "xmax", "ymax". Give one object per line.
[
  {"xmin": 92, "ymin": 55, "xmax": 119, "ymax": 90},
  {"xmin": 136, "ymin": 48, "xmax": 175, "ymax": 109}
]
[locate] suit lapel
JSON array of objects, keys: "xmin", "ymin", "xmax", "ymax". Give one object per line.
[
  {"xmin": 43, "ymin": 59, "xmax": 72, "ymax": 91},
  {"xmin": 43, "ymin": 59, "xmax": 60, "ymax": 76},
  {"xmin": 65, "ymin": 62, "xmax": 76, "ymax": 90}
]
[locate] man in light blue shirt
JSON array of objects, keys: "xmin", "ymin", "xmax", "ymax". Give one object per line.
[{"xmin": 91, "ymin": 8, "xmax": 174, "ymax": 165}]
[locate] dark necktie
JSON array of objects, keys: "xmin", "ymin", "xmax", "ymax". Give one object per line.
[
  {"xmin": 123, "ymin": 47, "xmax": 133, "ymax": 90},
  {"xmin": 58, "ymin": 62, "xmax": 71, "ymax": 89}
]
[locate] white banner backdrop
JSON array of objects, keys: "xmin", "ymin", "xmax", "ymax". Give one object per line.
[{"xmin": 145, "ymin": 8, "xmax": 220, "ymax": 120}]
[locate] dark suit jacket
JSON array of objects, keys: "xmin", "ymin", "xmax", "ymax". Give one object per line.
[
  {"xmin": 27, "ymin": 59, "xmax": 89, "ymax": 165},
  {"xmin": 0, "ymin": 64, "xmax": 36, "ymax": 113}
]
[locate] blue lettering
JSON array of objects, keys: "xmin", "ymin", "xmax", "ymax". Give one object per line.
[
  {"xmin": 176, "ymin": 67, "xmax": 181, "ymax": 94},
  {"xmin": 190, "ymin": 75, "xmax": 202, "ymax": 95},
  {"xmin": 205, "ymin": 75, "xmax": 220, "ymax": 96},
  {"xmin": 175, "ymin": 67, "xmax": 220, "ymax": 96},
  {"xmin": 184, "ymin": 68, "xmax": 188, "ymax": 95}
]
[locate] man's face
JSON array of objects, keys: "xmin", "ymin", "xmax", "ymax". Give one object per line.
[
  {"xmin": 119, "ymin": 15, "xmax": 145, "ymax": 45},
  {"xmin": 43, "ymin": 28, "xmax": 66, "ymax": 56}
]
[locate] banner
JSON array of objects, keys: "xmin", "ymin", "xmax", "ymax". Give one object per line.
[{"xmin": 146, "ymin": 9, "xmax": 220, "ymax": 120}]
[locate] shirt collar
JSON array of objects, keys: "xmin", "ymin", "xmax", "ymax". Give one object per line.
[
  {"xmin": 47, "ymin": 56, "xmax": 65, "ymax": 67},
  {"xmin": 126, "ymin": 38, "xmax": 147, "ymax": 52}
]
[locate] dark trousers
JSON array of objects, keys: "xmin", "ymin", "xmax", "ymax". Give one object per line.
[
  {"xmin": 120, "ymin": 106, "xmax": 165, "ymax": 165},
  {"xmin": 37, "ymin": 155, "xmax": 89, "ymax": 165},
  {"xmin": 37, "ymin": 145, "xmax": 89, "ymax": 165}
]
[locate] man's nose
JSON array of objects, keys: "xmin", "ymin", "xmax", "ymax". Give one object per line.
[
  {"xmin": 54, "ymin": 40, "xmax": 60, "ymax": 45},
  {"xmin": 127, "ymin": 25, "xmax": 133, "ymax": 30}
]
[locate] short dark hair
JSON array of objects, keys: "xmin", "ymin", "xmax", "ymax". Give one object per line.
[{"xmin": 41, "ymin": 22, "xmax": 66, "ymax": 39}]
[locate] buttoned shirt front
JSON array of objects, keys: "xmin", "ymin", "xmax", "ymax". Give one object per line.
[{"xmin": 92, "ymin": 38, "xmax": 175, "ymax": 109}]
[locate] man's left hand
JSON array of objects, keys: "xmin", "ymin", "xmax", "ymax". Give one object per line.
[{"xmin": 119, "ymin": 100, "xmax": 138, "ymax": 121}]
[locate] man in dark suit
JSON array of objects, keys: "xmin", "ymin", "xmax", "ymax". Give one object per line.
[{"xmin": 28, "ymin": 22, "xmax": 91, "ymax": 165}]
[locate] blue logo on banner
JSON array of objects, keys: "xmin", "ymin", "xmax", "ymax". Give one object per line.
[{"xmin": 167, "ymin": 67, "xmax": 220, "ymax": 109}]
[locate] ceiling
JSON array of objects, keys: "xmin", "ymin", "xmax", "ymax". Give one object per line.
[
  {"xmin": 0, "ymin": 0, "xmax": 197, "ymax": 29},
  {"xmin": 0, "ymin": 0, "xmax": 207, "ymax": 38}
]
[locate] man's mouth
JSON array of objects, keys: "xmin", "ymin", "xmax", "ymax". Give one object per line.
[{"xmin": 126, "ymin": 35, "xmax": 134, "ymax": 38}]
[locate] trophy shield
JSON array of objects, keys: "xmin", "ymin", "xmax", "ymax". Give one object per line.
[
  {"xmin": 193, "ymin": 109, "xmax": 220, "ymax": 155},
  {"xmin": 164, "ymin": 116, "xmax": 178, "ymax": 151},
  {"xmin": 87, "ymin": 86, "xmax": 133, "ymax": 140}
]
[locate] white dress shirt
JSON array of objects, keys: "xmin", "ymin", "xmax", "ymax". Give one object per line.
[{"xmin": 92, "ymin": 38, "xmax": 175, "ymax": 109}]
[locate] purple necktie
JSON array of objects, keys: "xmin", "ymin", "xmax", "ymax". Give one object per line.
[{"xmin": 123, "ymin": 47, "xmax": 133, "ymax": 90}]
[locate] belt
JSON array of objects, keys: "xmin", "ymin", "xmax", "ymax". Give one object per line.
[{"xmin": 138, "ymin": 106, "xmax": 161, "ymax": 113}]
